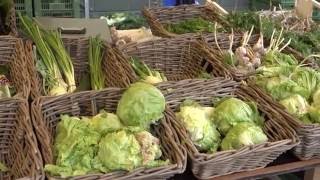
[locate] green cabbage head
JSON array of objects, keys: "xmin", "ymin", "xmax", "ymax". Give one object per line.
[
  {"xmin": 97, "ymin": 129, "xmax": 167, "ymax": 171},
  {"xmin": 45, "ymin": 115, "xmax": 100, "ymax": 177},
  {"xmin": 308, "ymin": 106, "xmax": 320, "ymax": 124},
  {"xmin": 312, "ymin": 88, "xmax": 320, "ymax": 106},
  {"xmin": 90, "ymin": 110, "xmax": 123, "ymax": 135},
  {"xmin": 117, "ymin": 82, "xmax": 165, "ymax": 129},
  {"xmin": 221, "ymin": 122, "xmax": 268, "ymax": 151},
  {"xmin": 279, "ymin": 94, "xmax": 309, "ymax": 117},
  {"xmin": 176, "ymin": 100, "xmax": 220, "ymax": 152},
  {"xmin": 97, "ymin": 130, "xmax": 142, "ymax": 171},
  {"xmin": 213, "ymin": 98, "xmax": 263, "ymax": 135}
]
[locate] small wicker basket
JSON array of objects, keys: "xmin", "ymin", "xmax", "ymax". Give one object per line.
[
  {"xmin": 142, "ymin": 3, "xmax": 228, "ymax": 38},
  {"xmin": 157, "ymin": 78, "xmax": 298, "ymax": 179},
  {"xmin": 0, "ymin": 37, "xmax": 43, "ymax": 179},
  {"xmin": 31, "ymin": 88, "xmax": 186, "ymax": 179}
]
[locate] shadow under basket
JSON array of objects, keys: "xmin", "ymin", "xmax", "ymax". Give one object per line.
[
  {"xmin": 116, "ymin": 36, "xmax": 232, "ymax": 83},
  {"xmin": 156, "ymin": 78, "xmax": 298, "ymax": 179},
  {"xmin": 249, "ymin": 84, "xmax": 320, "ymax": 160},
  {"xmin": 31, "ymin": 88, "xmax": 186, "ymax": 179}
]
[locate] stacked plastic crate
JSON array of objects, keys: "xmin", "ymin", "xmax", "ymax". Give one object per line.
[
  {"xmin": 34, "ymin": 0, "xmax": 82, "ymax": 18},
  {"xmin": 14, "ymin": 0, "xmax": 33, "ymax": 25}
]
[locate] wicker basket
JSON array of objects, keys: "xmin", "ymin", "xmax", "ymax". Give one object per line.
[
  {"xmin": 115, "ymin": 36, "xmax": 232, "ymax": 84},
  {"xmin": 0, "ymin": 36, "xmax": 43, "ymax": 179},
  {"xmin": 27, "ymin": 38, "xmax": 133, "ymax": 99},
  {"xmin": 142, "ymin": 3, "xmax": 228, "ymax": 38},
  {"xmin": 248, "ymin": 83, "xmax": 320, "ymax": 160},
  {"xmin": 195, "ymin": 33, "xmax": 306, "ymax": 81},
  {"xmin": 156, "ymin": 78, "xmax": 298, "ymax": 179},
  {"xmin": 0, "ymin": 36, "xmax": 30, "ymax": 99},
  {"xmin": 31, "ymin": 88, "xmax": 186, "ymax": 179}
]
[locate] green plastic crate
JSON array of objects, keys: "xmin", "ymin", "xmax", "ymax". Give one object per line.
[
  {"xmin": 312, "ymin": 9, "xmax": 320, "ymax": 21},
  {"xmin": 250, "ymin": 0, "xmax": 270, "ymax": 10},
  {"xmin": 34, "ymin": 0, "xmax": 82, "ymax": 18},
  {"xmin": 280, "ymin": 0, "xmax": 295, "ymax": 9},
  {"xmin": 14, "ymin": 0, "xmax": 33, "ymax": 25}
]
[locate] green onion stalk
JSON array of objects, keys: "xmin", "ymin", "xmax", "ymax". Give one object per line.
[
  {"xmin": 19, "ymin": 14, "xmax": 68, "ymax": 96},
  {"xmin": 44, "ymin": 31, "xmax": 76, "ymax": 93},
  {"xmin": 89, "ymin": 36, "xmax": 105, "ymax": 90}
]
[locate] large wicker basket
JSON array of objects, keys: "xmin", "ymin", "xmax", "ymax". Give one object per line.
[
  {"xmin": 0, "ymin": 37, "xmax": 42, "ymax": 179},
  {"xmin": 249, "ymin": 83, "xmax": 320, "ymax": 160},
  {"xmin": 26, "ymin": 38, "xmax": 133, "ymax": 99},
  {"xmin": 156, "ymin": 78, "xmax": 298, "ymax": 179},
  {"xmin": 115, "ymin": 36, "xmax": 232, "ymax": 83},
  {"xmin": 142, "ymin": 3, "xmax": 228, "ymax": 38},
  {"xmin": 31, "ymin": 88, "xmax": 186, "ymax": 179}
]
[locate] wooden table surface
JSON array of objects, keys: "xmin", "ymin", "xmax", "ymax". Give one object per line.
[{"xmin": 173, "ymin": 152, "xmax": 320, "ymax": 180}]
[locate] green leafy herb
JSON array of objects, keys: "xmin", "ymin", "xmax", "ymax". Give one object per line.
[{"xmin": 89, "ymin": 36, "xmax": 105, "ymax": 90}]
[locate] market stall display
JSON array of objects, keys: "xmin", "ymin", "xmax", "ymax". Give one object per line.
[
  {"xmin": 4, "ymin": 0, "xmax": 320, "ymax": 179},
  {"xmin": 156, "ymin": 78, "xmax": 298, "ymax": 179},
  {"xmin": 31, "ymin": 85, "xmax": 186, "ymax": 179}
]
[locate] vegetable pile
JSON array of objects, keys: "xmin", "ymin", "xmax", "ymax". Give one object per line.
[
  {"xmin": 255, "ymin": 60, "xmax": 320, "ymax": 125},
  {"xmin": 20, "ymin": 15, "xmax": 76, "ymax": 96},
  {"xmin": 130, "ymin": 58, "xmax": 167, "ymax": 84},
  {"xmin": 214, "ymin": 26, "xmax": 264, "ymax": 72},
  {"xmin": 19, "ymin": 15, "xmax": 109, "ymax": 95},
  {"xmin": 226, "ymin": 11, "xmax": 320, "ymax": 58},
  {"xmin": 176, "ymin": 98, "xmax": 267, "ymax": 153},
  {"xmin": 252, "ymin": 32, "xmax": 320, "ymax": 125},
  {"xmin": 101, "ymin": 12, "xmax": 147, "ymax": 30},
  {"xmin": 164, "ymin": 17, "xmax": 218, "ymax": 34},
  {"xmin": 45, "ymin": 82, "xmax": 168, "ymax": 177}
]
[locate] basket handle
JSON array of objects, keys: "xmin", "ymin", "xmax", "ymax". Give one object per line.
[{"xmin": 58, "ymin": 27, "xmax": 86, "ymax": 34}]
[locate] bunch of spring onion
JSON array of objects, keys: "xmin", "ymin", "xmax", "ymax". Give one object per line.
[
  {"xmin": 213, "ymin": 24, "xmax": 264, "ymax": 72},
  {"xmin": 19, "ymin": 15, "xmax": 75, "ymax": 96},
  {"xmin": 89, "ymin": 36, "xmax": 105, "ymax": 90},
  {"xmin": 130, "ymin": 57, "xmax": 167, "ymax": 84},
  {"xmin": 262, "ymin": 28, "xmax": 293, "ymax": 66}
]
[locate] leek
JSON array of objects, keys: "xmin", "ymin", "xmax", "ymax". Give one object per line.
[
  {"xmin": 19, "ymin": 14, "xmax": 68, "ymax": 96},
  {"xmin": 89, "ymin": 36, "xmax": 105, "ymax": 90},
  {"xmin": 130, "ymin": 57, "xmax": 167, "ymax": 84},
  {"xmin": 44, "ymin": 31, "xmax": 76, "ymax": 93}
]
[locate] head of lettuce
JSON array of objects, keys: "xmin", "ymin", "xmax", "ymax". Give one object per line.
[{"xmin": 117, "ymin": 82, "xmax": 166, "ymax": 129}]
